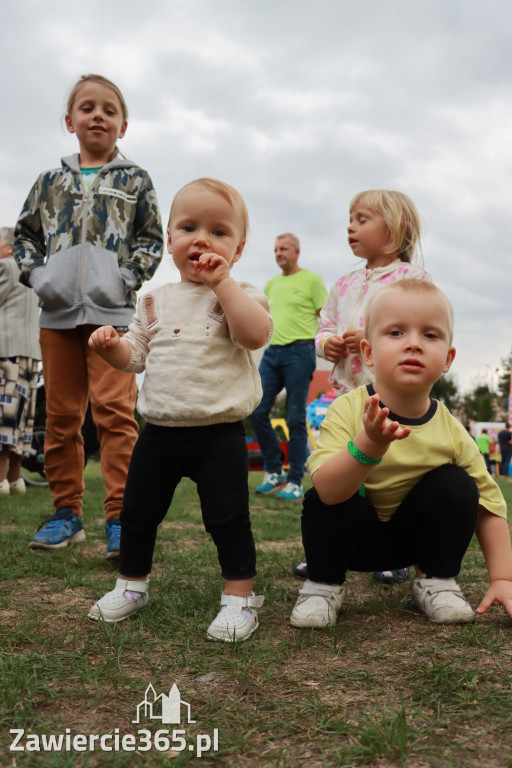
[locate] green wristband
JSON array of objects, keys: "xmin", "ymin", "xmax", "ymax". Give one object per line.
[{"xmin": 347, "ymin": 439, "xmax": 382, "ymax": 466}]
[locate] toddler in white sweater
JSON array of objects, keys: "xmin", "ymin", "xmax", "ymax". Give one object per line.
[{"xmin": 87, "ymin": 178, "xmax": 272, "ymax": 642}]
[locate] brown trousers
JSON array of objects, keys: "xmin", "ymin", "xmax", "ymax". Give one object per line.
[{"xmin": 40, "ymin": 326, "xmax": 138, "ymax": 521}]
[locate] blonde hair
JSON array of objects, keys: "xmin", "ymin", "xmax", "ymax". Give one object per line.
[
  {"xmin": 350, "ymin": 190, "xmax": 421, "ymax": 263},
  {"xmin": 168, "ymin": 178, "xmax": 249, "ymax": 240},
  {"xmin": 364, "ymin": 279, "xmax": 454, "ymax": 343},
  {"xmin": 275, "ymin": 232, "xmax": 300, "ymax": 250},
  {"xmin": 66, "ymin": 74, "xmax": 128, "ymax": 122}
]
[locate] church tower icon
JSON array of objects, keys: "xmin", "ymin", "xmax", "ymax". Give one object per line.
[{"xmin": 133, "ymin": 683, "xmax": 196, "ymax": 724}]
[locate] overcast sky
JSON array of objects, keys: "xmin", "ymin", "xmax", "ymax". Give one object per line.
[{"xmin": 1, "ymin": 0, "xmax": 510, "ymax": 393}]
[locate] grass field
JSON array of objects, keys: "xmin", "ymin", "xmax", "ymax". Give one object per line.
[{"xmin": 1, "ymin": 464, "xmax": 512, "ymax": 767}]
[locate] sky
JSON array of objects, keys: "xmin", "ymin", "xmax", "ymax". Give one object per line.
[{"xmin": 1, "ymin": 0, "xmax": 511, "ymax": 393}]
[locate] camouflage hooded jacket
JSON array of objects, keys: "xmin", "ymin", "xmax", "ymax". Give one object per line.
[{"xmin": 14, "ymin": 153, "xmax": 163, "ymax": 330}]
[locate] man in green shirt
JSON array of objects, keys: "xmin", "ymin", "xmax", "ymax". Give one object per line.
[
  {"xmin": 476, "ymin": 429, "xmax": 493, "ymax": 473},
  {"xmin": 250, "ymin": 233, "xmax": 327, "ymax": 500}
]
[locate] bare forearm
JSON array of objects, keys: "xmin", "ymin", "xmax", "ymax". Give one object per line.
[
  {"xmin": 313, "ymin": 430, "xmax": 387, "ymax": 505},
  {"xmin": 214, "ymin": 277, "xmax": 271, "ymax": 349},
  {"xmin": 476, "ymin": 509, "xmax": 512, "ymax": 582}
]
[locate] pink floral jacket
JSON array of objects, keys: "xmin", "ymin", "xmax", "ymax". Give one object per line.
[{"xmin": 316, "ymin": 260, "xmax": 430, "ymax": 394}]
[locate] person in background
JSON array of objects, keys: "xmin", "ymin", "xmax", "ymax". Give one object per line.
[
  {"xmin": 0, "ymin": 226, "xmax": 40, "ymax": 495},
  {"xmin": 498, "ymin": 423, "xmax": 512, "ymax": 477},
  {"xmin": 475, "ymin": 429, "xmax": 493, "ymax": 474},
  {"xmin": 14, "ymin": 74, "xmax": 163, "ymax": 556},
  {"xmin": 250, "ymin": 233, "xmax": 327, "ymax": 501},
  {"xmin": 296, "ymin": 190, "xmax": 430, "ymax": 582}
]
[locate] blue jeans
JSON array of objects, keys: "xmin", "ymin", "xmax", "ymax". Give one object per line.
[{"xmin": 250, "ymin": 342, "xmax": 316, "ymax": 486}]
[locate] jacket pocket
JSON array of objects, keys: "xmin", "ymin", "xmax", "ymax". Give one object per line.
[
  {"xmin": 32, "ymin": 246, "xmax": 81, "ymax": 311},
  {"xmin": 84, "ymin": 246, "xmax": 127, "ymax": 308}
]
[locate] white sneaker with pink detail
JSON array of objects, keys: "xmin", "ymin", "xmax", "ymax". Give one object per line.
[{"xmin": 207, "ymin": 593, "xmax": 264, "ymax": 642}]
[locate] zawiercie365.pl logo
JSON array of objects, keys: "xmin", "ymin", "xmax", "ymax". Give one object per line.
[{"xmin": 10, "ymin": 682, "xmax": 219, "ymax": 757}]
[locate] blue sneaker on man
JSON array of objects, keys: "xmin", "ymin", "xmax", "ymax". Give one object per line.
[
  {"xmin": 255, "ymin": 472, "xmax": 287, "ymax": 495},
  {"xmin": 105, "ymin": 517, "xmax": 121, "ymax": 560},
  {"xmin": 29, "ymin": 508, "xmax": 85, "ymax": 550},
  {"xmin": 276, "ymin": 482, "xmax": 304, "ymax": 501}
]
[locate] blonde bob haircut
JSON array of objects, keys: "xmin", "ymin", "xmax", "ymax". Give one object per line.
[
  {"xmin": 168, "ymin": 178, "xmax": 249, "ymax": 241},
  {"xmin": 364, "ymin": 279, "xmax": 454, "ymax": 344},
  {"xmin": 66, "ymin": 74, "xmax": 129, "ymax": 122},
  {"xmin": 350, "ymin": 190, "xmax": 422, "ymax": 263}
]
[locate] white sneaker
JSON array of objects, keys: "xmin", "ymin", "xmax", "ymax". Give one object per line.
[
  {"xmin": 207, "ymin": 593, "xmax": 264, "ymax": 642},
  {"xmin": 411, "ymin": 576, "xmax": 475, "ymax": 624},
  {"xmin": 10, "ymin": 477, "xmax": 26, "ymax": 495},
  {"xmin": 290, "ymin": 579, "xmax": 346, "ymax": 628},
  {"xmin": 88, "ymin": 578, "xmax": 149, "ymax": 623}
]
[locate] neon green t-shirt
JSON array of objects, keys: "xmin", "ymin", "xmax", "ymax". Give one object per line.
[
  {"xmin": 264, "ymin": 269, "xmax": 327, "ymax": 345},
  {"xmin": 475, "ymin": 433, "xmax": 492, "ymax": 455}
]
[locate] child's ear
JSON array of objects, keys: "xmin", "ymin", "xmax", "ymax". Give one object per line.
[
  {"xmin": 65, "ymin": 114, "xmax": 75, "ymax": 134},
  {"xmin": 118, "ymin": 121, "xmax": 127, "ymax": 140},
  {"xmin": 360, "ymin": 338, "xmax": 374, "ymax": 367},
  {"xmin": 166, "ymin": 230, "xmax": 172, "ymax": 255},
  {"xmin": 230, "ymin": 240, "xmax": 246, "ymax": 267},
  {"xmin": 443, "ymin": 346, "xmax": 456, "ymax": 373}
]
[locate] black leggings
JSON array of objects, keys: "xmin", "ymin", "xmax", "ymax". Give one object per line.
[
  {"xmin": 302, "ymin": 464, "xmax": 479, "ymax": 585},
  {"xmin": 119, "ymin": 421, "xmax": 256, "ymax": 580}
]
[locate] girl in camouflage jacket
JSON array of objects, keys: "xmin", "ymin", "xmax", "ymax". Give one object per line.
[{"xmin": 14, "ymin": 74, "xmax": 163, "ymax": 557}]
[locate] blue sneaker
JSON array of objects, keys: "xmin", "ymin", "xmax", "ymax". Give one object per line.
[
  {"xmin": 105, "ymin": 517, "xmax": 121, "ymax": 560},
  {"xmin": 255, "ymin": 472, "xmax": 287, "ymax": 495},
  {"xmin": 373, "ymin": 567, "xmax": 410, "ymax": 584},
  {"xmin": 29, "ymin": 508, "xmax": 85, "ymax": 550},
  {"xmin": 276, "ymin": 482, "xmax": 304, "ymax": 501}
]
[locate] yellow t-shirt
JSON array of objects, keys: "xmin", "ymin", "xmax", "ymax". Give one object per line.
[
  {"xmin": 265, "ymin": 269, "xmax": 327, "ymax": 345},
  {"xmin": 308, "ymin": 385, "xmax": 507, "ymax": 522}
]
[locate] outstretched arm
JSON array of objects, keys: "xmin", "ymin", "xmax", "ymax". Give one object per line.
[
  {"xmin": 313, "ymin": 392, "xmax": 411, "ymax": 505},
  {"xmin": 88, "ymin": 326, "xmax": 132, "ymax": 370},
  {"xmin": 193, "ymin": 253, "xmax": 271, "ymax": 349},
  {"xmin": 475, "ymin": 508, "xmax": 512, "ymax": 619}
]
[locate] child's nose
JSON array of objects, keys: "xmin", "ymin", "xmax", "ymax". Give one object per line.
[
  {"xmin": 194, "ymin": 228, "xmax": 210, "ymax": 245},
  {"xmin": 406, "ymin": 333, "xmax": 422, "ymax": 349}
]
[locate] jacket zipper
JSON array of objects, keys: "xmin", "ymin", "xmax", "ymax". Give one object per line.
[{"xmin": 78, "ymin": 166, "xmax": 107, "ymax": 298}]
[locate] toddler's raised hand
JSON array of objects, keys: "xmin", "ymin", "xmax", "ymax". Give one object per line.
[
  {"xmin": 362, "ymin": 393, "xmax": 410, "ymax": 445},
  {"xmin": 88, "ymin": 325, "xmax": 120, "ymax": 352},
  {"xmin": 193, "ymin": 253, "xmax": 230, "ymax": 288}
]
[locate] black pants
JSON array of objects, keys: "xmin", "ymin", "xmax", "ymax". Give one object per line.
[
  {"xmin": 302, "ymin": 464, "xmax": 479, "ymax": 585},
  {"xmin": 119, "ymin": 421, "xmax": 256, "ymax": 580}
]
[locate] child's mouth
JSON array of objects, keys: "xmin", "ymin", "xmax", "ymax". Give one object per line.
[{"xmin": 400, "ymin": 359, "xmax": 424, "ymax": 370}]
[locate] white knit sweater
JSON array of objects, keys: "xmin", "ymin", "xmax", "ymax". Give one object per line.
[{"xmin": 123, "ymin": 281, "xmax": 272, "ymax": 427}]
